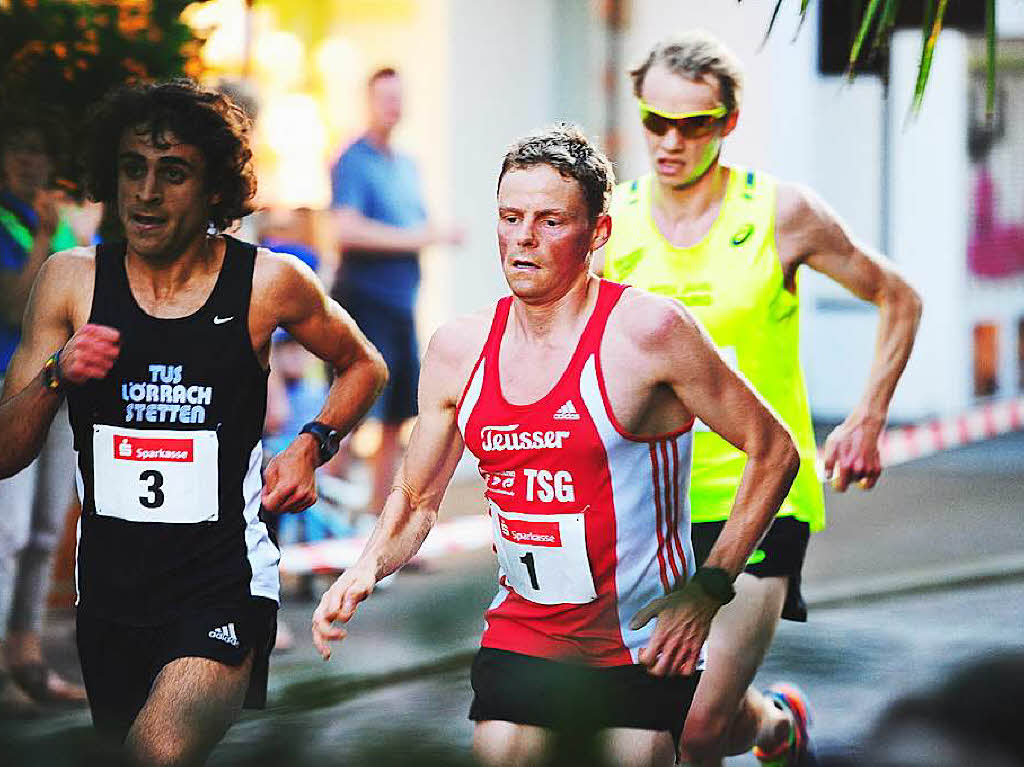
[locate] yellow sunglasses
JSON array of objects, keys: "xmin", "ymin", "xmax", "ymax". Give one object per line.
[{"xmin": 638, "ymin": 100, "xmax": 729, "ymax": 138}]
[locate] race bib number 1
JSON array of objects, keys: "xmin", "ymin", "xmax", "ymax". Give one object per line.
[
  {"xmin": 92, "ymin": 425, "xmax": 219, "ymax": 524},
  {"xmin": 489, "ymin": 501, "xmax": 597, "ymax": 605}
]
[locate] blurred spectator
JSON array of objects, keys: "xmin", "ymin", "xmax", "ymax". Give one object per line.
[
  {"xmin": 863, "ymin": 651, "xmax": 1023, "ymax": 766},
  {"xmin": 261, "ymin": 207, "xmax": 320, "ymax": 274},
  {"xmin": 329, "ymin": 67, "xmax": 463, "ymax": 515},
  {"xmin": 0, "ymin": 107, "xmax": 87, "ymax": 714}
]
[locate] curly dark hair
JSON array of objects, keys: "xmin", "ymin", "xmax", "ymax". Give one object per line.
[
  {"xmin": 82, "ymin": 78, "xmax": 256, "ymax": 232},
  {"xmin": 498, "ymin": 123, "xmax": 614, "ymax": 224}
]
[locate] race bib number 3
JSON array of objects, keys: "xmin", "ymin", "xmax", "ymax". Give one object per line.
[
  {"xmin": 489, "ymin": 501, "xmax": 597, "ymax": 605},
  {"xmin": 92, "ymin": 425, "xmax": 219, "ymax": 524}
]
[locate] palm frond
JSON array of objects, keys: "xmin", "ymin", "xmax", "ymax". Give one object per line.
[
  {"xmin": 847, "ymin": 0, "xmax": 884, "ymax": 78},
  {"xmin": 869, "ymin": 0, "xmax": 900, "ymax": 55},
  {"xmin": 760, "ymin": 0, "xmax": 785, "ymax": 50},
  {"xmin": 791, "ymin": 0, "xmax": 811, "ymax": 41},
  {"xmin": 986, "ymin": 0, "xmax": 996, "ymax": 120},
  {"xmin": 911, "ymin": 0, "xmax": 949, "ymax": 113}
]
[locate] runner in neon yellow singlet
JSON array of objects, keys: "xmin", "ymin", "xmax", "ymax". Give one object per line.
[
  {"xmin": 600, "ymin": 32, "xmax": 922, "ymax": 767},
  {"xmin": 606, "ymin": 167, "xmax": 823, "ymax": 533}
]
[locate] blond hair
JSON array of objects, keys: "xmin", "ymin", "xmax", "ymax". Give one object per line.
[{"xmin": 630, "ymin": 31, "xmax": 744, "ymax": 113}]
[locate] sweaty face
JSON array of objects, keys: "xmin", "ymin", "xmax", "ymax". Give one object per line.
[
  {"xmin": 116, "ymin": 126, "xmax": 213, "ymax": 261},
  {"xmin": 368, "ymin": 75, "xmax": 403, "ymax": 132},
  {"xmin": 0, "ymin": 129, "xmax": 53, "ymax": 203},
  {"xmin": 496, "ymin": 165, "xmax": 603, "ymax": 303},
  {"xmin": 639, "ymin": 64, "xmax": 732, "ymax": 189}
]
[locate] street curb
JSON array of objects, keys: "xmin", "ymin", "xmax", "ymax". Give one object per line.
[
  {"xmin": 803, "ymin": 550, "xmax": 1024, "ymax": 609},
  {"xmin": 268, "ymin": 551, "xmax": 1024, "ymax": 703}
]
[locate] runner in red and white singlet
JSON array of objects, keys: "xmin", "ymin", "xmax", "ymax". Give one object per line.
[
  {"xmin": 459, "ymin": 279, "xmax": 696, "ymax": 666},
  {"xmin": 313, "ymin": 124, "xmax": 800, "ymax": 766}
]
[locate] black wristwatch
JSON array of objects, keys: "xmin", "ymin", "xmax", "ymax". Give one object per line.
[
  {"xmin": 299, "ymin": 421, "xmax": 341, "ymax": 466},
  {"xmin": 689, "ymin": 566, "xmax": 736, "ymax": 605}
]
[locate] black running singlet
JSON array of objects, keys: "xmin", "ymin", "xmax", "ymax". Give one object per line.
[{"xmin": 67, "ymin": 236, "xmax": 280, "ymax": 625}]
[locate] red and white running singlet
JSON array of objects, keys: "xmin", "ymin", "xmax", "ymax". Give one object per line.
[{"xmin": 457, "ymin": 280, "xmax": 696, "ymax": 666}]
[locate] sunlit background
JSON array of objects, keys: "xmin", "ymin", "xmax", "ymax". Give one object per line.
[{"xmin": 144, "ymin": 1, "xmax": 1024, "ymax": 423}]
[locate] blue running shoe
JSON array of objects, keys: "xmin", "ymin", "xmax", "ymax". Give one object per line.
[{"xmin": 753, "ymin": 682, "xmax": 818, "ymax": 766}]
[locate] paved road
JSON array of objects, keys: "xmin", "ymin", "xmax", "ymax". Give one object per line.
[{"xmin": 4, "ymin": 432, "xmax": 1023, "ymax": 765}]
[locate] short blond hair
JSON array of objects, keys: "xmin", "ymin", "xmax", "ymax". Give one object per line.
[
  {"xmin": 498, "ymin": 123, "xmax": 614, "ymax": 223},
  {"xmin": 630, "ymin": 31, "xmax": 744, "ymax": 114}
]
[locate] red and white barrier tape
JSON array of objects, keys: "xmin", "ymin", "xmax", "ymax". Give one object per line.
[
  {"xmin": 281, "ymin": 397, "xmax": 1024, "ymax": 575},
  {"xmin": 280, "ymin": 515, "xmax": 493, "ymax": 576},
  {"xmin": 878, "ymin": 396, "xmax": 1024, "ymax": 467}
]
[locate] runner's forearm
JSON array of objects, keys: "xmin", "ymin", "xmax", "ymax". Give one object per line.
[
  {"xmin": 0, "ymin": 371, "xmax": 62, "ymax": 478},
  {"xmin": 315, "ymin": 355, "xmax": 387, "ymax": 438},
  {"xmin": 702, "ymin": 441, "xmax": 799, "ymax": 580},
  {"xmin": 855, "ymin": 277, "xmax": 922, "ymax": 421},
  {"xmin": 354, "ymin": 489, "xmax": 439, "ymax": 581}
]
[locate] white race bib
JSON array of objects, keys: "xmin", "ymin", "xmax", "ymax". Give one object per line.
[
  {"xmin": 489, "ymin": 501, "xmax": 597, "ymax": 605},
  {"xmin": 92, "ymin": 424, "xmax": 219, "ymax": 524}
]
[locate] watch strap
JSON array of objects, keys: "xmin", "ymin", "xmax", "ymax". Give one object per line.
[
  {"xmin": 299, "ymin": 421, "xmax": 340, "ymax": 466},
  {"xmin": 690, "ymin": 566, "xmax": 736, "ymax": 604}
]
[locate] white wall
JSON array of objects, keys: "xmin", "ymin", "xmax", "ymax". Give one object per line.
[
  {"xmin": 887, "ymin": 30, "xmax": 971, "ymax": 418},
  {"xmin": 445, "ymin": 0, "xmax": 559, "ymax": 321}
]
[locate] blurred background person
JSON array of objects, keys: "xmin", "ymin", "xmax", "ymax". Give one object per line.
[
  {"xmin": 0, "ymin": 105, "xmax": 87, "ymax": 715},
  {"xmin": 328, "ymin": 66, "xmax": 463, "ymax": 519},
  {"xmin": 861, "ymin": 651, "xmax": 1023, "ymax": 767}
]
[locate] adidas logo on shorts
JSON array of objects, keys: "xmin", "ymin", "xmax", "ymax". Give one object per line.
[
  {"xmin": 208, "ymin": 622, "xmax": 240, "ymax": 647},
  {"xmin": 553, "ymin": 400, "xmax": 580, "ymax": 421}
]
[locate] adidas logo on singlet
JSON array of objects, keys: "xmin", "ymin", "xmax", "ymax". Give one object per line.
[
  {"xmin": 208, "ymin": 622, "xmax": 240, "ymax": 647},
  {"xmin": 553, "ymin": 400, "xmax": 580, "ymax": 421}
]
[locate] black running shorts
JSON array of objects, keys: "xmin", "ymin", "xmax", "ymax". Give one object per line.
[
  {"xmin": 76, "ymin": 597, "xmax": 277, "ymax": 742},
  {"xmin": 691, "ymin": 515, "xmax": 810, "ymax": 621},
  {"xmin": 469, "ymin": 647, "xmax": 701, "ymax": 747}
]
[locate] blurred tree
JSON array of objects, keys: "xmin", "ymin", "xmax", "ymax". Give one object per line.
[
  {"xmin": 0, "ymin": 0, "xmax": 210, "ymax": 190},
  {"xmin": 762, "ymin": 0, "xmax": 997, "ymax": 118}
]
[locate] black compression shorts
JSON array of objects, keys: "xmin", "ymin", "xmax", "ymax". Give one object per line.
[
  {"xmin": 76, "ymin": 597, "xmax": 277, "ymax": 742},
  {"xmin": 691, "ymin": 515, "xmax": 810, "ymax": 622},
  {"xmin": 468, "ymin": 647, "xmax": 701, "ymax": 748}
]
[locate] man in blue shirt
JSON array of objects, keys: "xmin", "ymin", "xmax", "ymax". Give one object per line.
[
  {"xmin": 329, "ymin": 67, "xmax": 462, "ymax": 514},
  {"xmin": 0, "ymin": 108, "xmax": 85, "ymax": 715}
]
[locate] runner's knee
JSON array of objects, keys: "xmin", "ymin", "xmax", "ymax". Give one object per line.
[
  {"xmin": 680, "ymin": 706, "xmax": 732, "ymax": 762},
  {"xmin": 126, "ymin": 732, "xmax": 197, "ymax": 767},
  {"xmin": 473, "ymin": 722, "xmax": 549, "ymax": 766}
]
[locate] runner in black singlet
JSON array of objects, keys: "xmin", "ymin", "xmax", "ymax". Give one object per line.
[{"xmin": 0, "ymin": 80, "xmax": 386, "ymax": 764}]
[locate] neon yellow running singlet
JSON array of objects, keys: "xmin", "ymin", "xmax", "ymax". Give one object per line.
[{"xmin": 604, "ymin": 168, "xmax": 825, "ymax": 531}]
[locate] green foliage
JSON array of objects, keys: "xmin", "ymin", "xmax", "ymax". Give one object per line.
[
  {"xmin": 763, "ymin": 0, "xmax": 998, "ymax": 118},
  {"xmin": 0, "ymin": 0, "xmax": 209, "ymax": 185}
]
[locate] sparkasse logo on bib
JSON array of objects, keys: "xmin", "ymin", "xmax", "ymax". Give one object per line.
[
  {"xmin": 498, "ymin": 514, "xmax": 561, "ymax": 547},
  {"xmin": 113, "ymin": 435, "xmax": 194, "ymax": 462}
]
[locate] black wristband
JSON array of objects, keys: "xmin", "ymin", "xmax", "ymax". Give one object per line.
[
  {"xmin": 42, "ymin": 347, "xmax": 66, "ymax": 393},
  {"xmin": 299, "ymin": 421, "xmax": 341, "ymax": 466},
  {"xmin": 689, "ymin": 566, "xmax": 736, "ymax": 604}
]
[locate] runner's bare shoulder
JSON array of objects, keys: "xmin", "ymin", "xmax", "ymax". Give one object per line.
[
  {"xmin": 32, "ymin": 245, "xmax": 97, "ymax": 325},
  {"xmin": 607, "ymin": 286, "xmax": 704, "ymax": 358},
  {"xmin": 424, "ymin": 308, "xmax": 493, "ymax": 403},
  {"xmin": 250, "ymin": 246, "xmax": 320, "ymax": 303}
]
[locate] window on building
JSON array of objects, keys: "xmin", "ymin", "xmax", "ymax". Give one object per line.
[
  {"xmin": 1018, "ymin": 317, "xmax": 1024, "ymax": 392},
  {"xmin": 973, "ymin": 322, "xmax": 999, "ymax": 398}
]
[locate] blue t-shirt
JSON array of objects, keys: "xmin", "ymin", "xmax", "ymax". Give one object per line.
[{"xmin": 330, "ymin": 136, "xmax": 426, "ymax": 312}]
